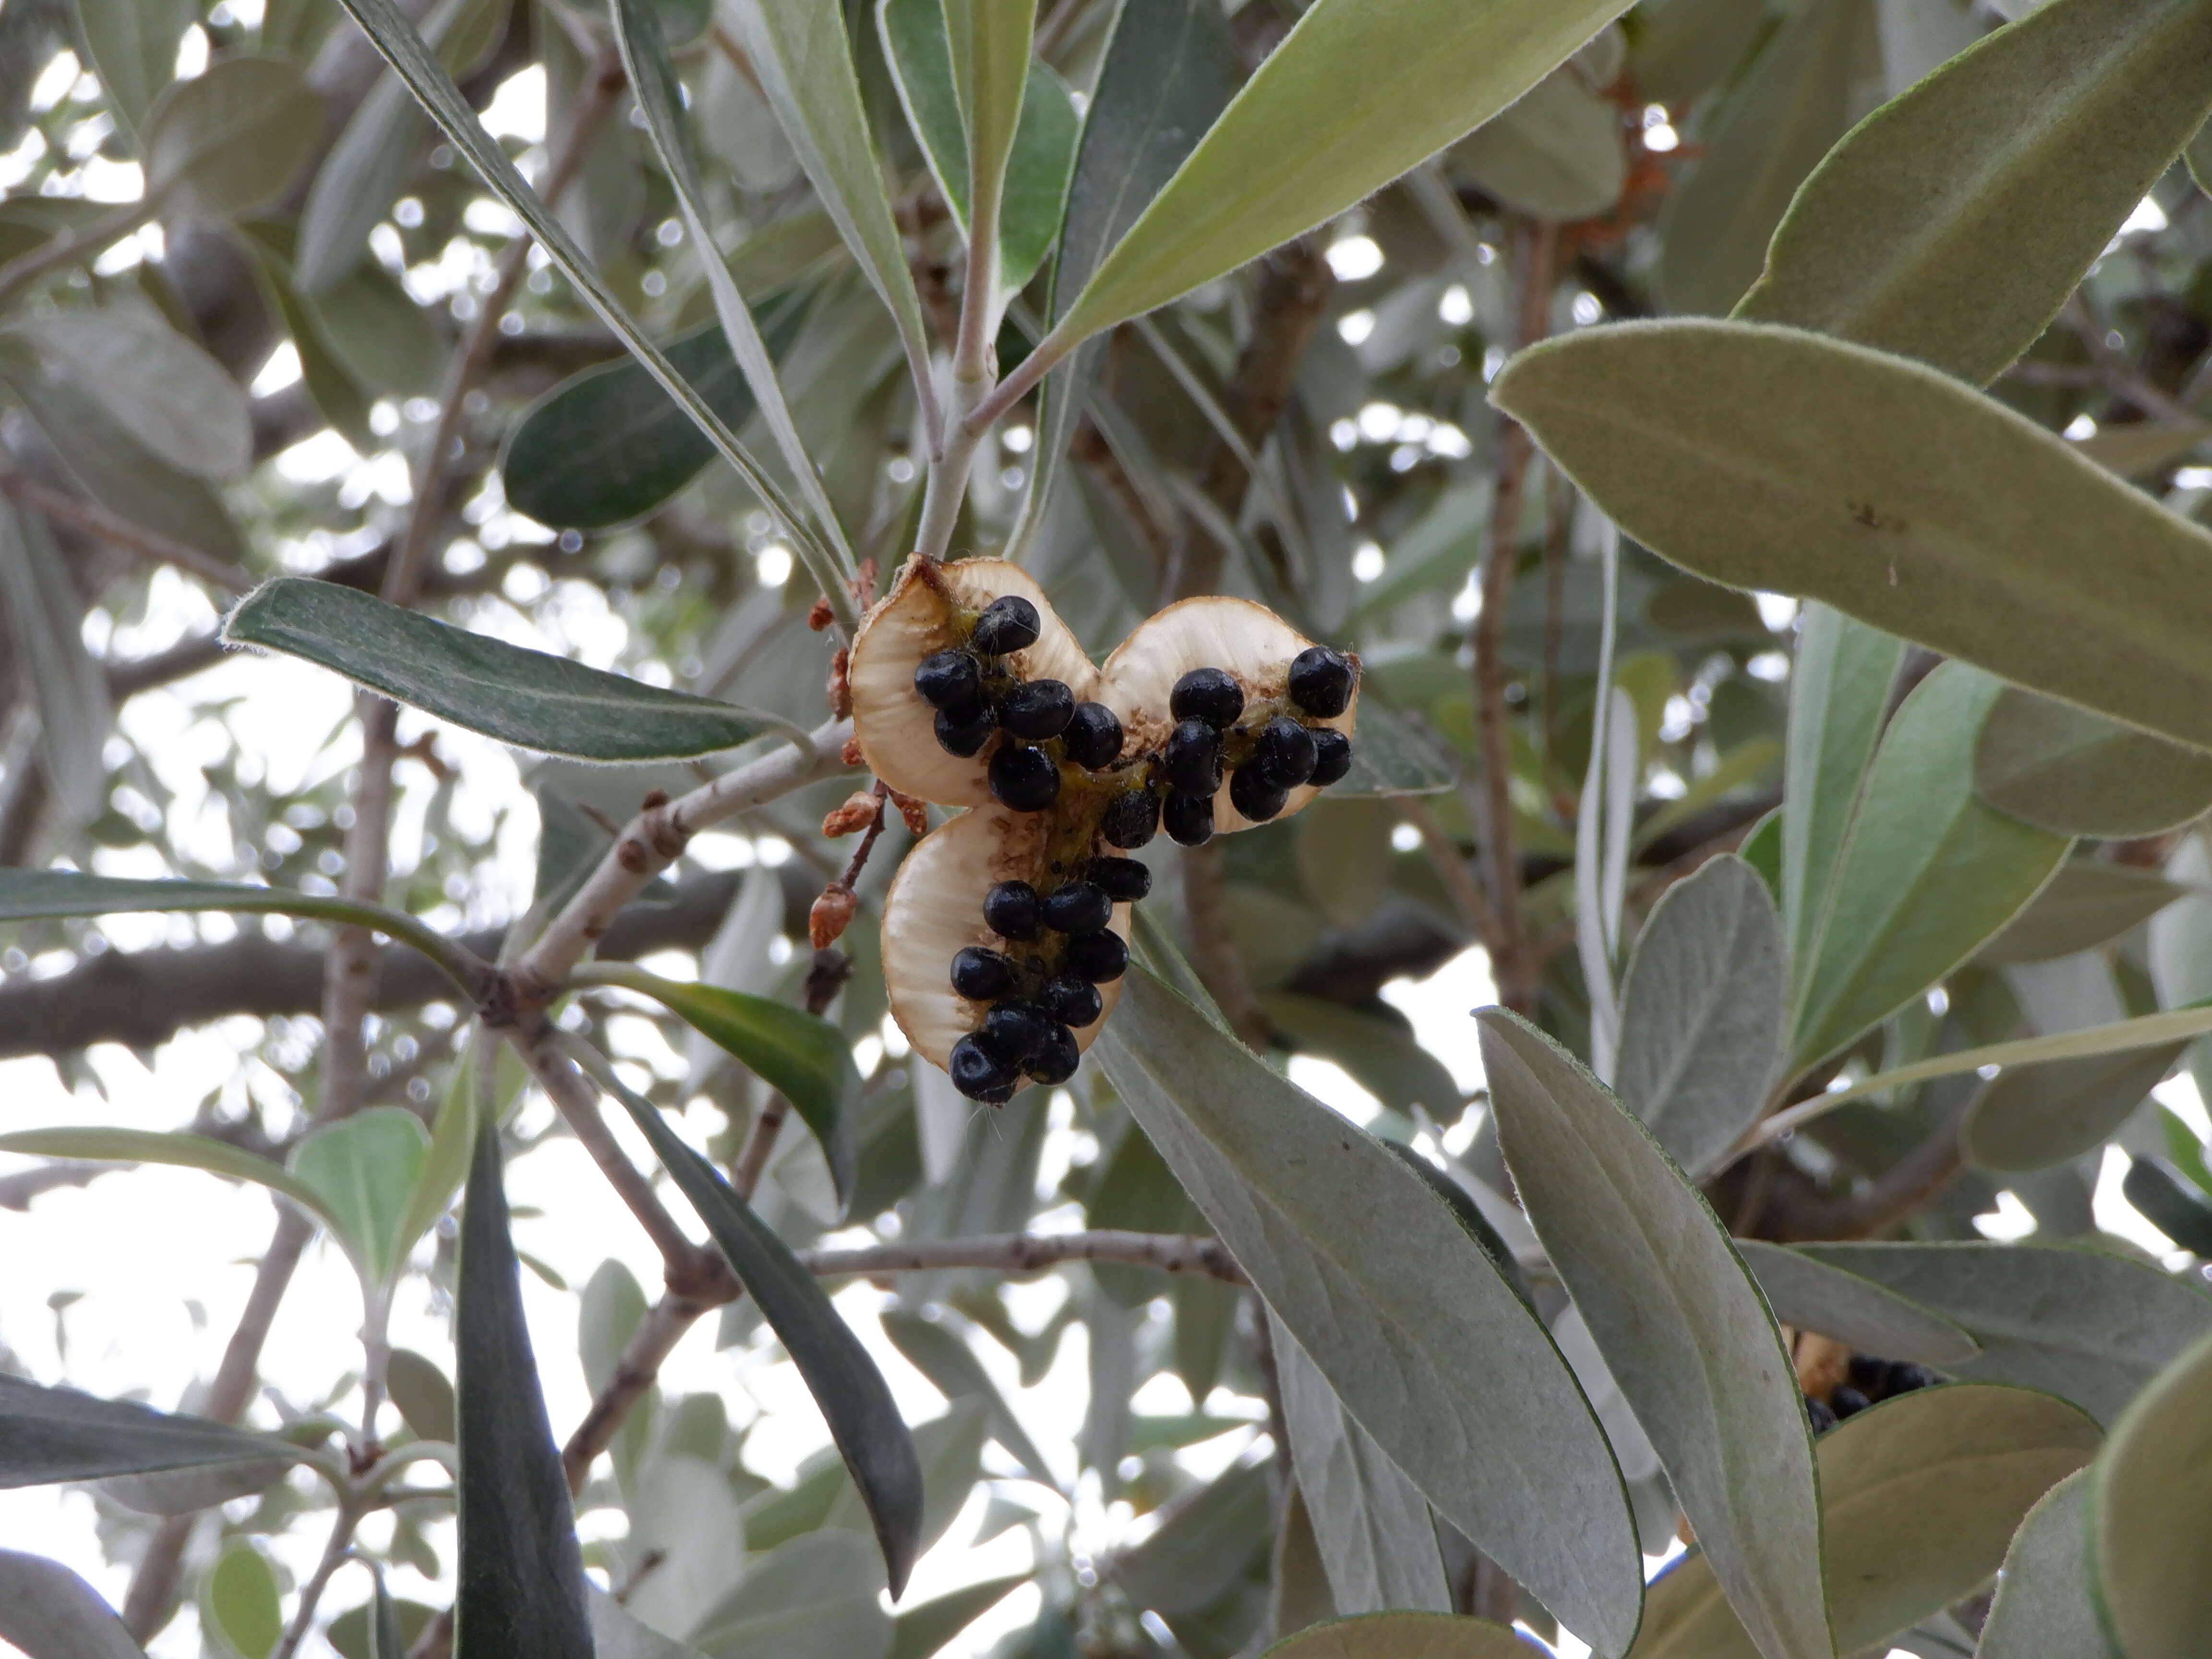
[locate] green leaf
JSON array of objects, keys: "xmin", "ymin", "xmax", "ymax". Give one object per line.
[
  {"xmin": 1333, "ymin": 700, "xmax": 1455, "ymax": 797},
  {"xmin": 2090, "ymin": 1328, "xmax": 2212, "ymax": 1659},
  {"xmin": 1450, "ymin": 64, "xmax": 1625, "ymax": 223},
  {"xmin": 1112, "ymin": 1454, "xmax": 1274, "ymax": 1618},
  {"xmin": 385, "ymin": 1348, "xmax": 457, "ymax": 1444},
  {"xmin": 1477, "ymin": 1010, "xmax": 1830, "ymax": 1659},
  {"xmin": 1736, "ymin": 0, "xmax": 2212, "ymax": 387},
  {"xmin": 879, "ymin": 1310, "xmax": 1055, "ymax": 1488},
  {"xmin": 1791, "ymin": 1242, "xmax": 2212, "ymax": 1426},
  {"xmin": 1259, "ymin": 995, "xmax": 1465, "ymax": 1120},
  {"xmin": 204, "ymin": 1541, "xmax": 281, "ymax": 1659},
  {"xmin": 69, "ymin": 0, "xmax": 187, "ymax": 145},
  {"xmin": 586, "ymin": 1589, "xmax": 709, "ymax": 1659},
  {"xmin": 1961, "ymin": 1041, "xmax": 2187, "ymax": 1173},
  {"xmin": 1732, "ymin": 1240, "xmax": 1980, "ymax": 1368},
  {"xmin": 0, "ymin": 1127, "xmax": 346, "ymax": 1238},
  {"xmin": 15, "ymin": 303, "xmax": 250, "ymax": 478},
  {"xmin": 887, "ymin": 1574, "xmax": 1027, "ymax": 1659},
  {"xmin": 0, "ymin": 1373, "xmax": 299, "ymax": 1487},
  {"xmin": 821, "ymin": 1398, "xmax": 984, "ymax": 1564},
  {"xmin": 1260, "ymin": 1613, "xmax": 1533, "ymax": 1659},
  {"xmin": 584, "ymin": 964, "xmax": 860, "ymax": 1213},
  {"xmin": 0, "ymin": 1547, "xmax": 152, "ymax": 1659},
  {"xmin": 2122, "ymin": 1156, "xmax": 2212, "ymax": 1255},
  {"xmin": 1978, "ymin": 863, "xmax": 2187, "ymax": 965},
  {"xmin": 1083, "ymin": 1118, "xmax": 1205, "ymax": 1307},
  {"xmin": 290, "ymin": 1108, "xmax": 430, "ymax": 1285},
  {"xmin": 941, "ymin": 0, "xmax": 1032, "ymax": 290},
  {"xmin": 144, "ymin": 57, "xmax": 320, "ymax": 219},
  {"xmin": 687, "ymin": 1532, "xmax": 891, "ymax": 1659},
  {"xmin": 1738, "ymin": 806, "xmax": 1782, "ymax": 900},
  {"xmin": 1094, "ymin": 971, "xmax": 1643, "ymax": 1655},
  {"xmin": 225, "ymin": 579, "xmax": 779, "ymax": 761},
  {"xmin": 1614, "ymin": 854, "xmax": 1783, "ymax": 1178},
  {"xmin": 97, "ymin": 1459, "xmax": 290, "ymax": 1517},
  {"xmin": 581, "ymin": 1053, "xmax": 924, "ymax": 1596},
  {"xmin": 389, "ymin": 1052, "xmax": 480, "ymax": 1289},
  {"xmin": 454, "ymin": 1114, "xmax": 594, "ymax": 1659},
  {"xmin": 1043, "ymin": 0, "xmax": 1638, "ymax": 356},
  {"xmin": 0, "ymin": 500, "xmax": 114, "ymax": 831},
  {"xmin": 1977, "ymin": 1471, "xmax": 2116, "ymax": 1659},
  {"xmin": 1491, "ymin": 319, "xmax": 2212, "ymax": 755},
  {"xmin": 1788, "ymin": 663, "xmax": 2069, "ymax": 1074},
  {"xmin": 367, "ymin": 1572, "xmax": 409, "ymax": 1659},
  {"xmin": 1628, "ymin": 1384, "xmax": 2100, "ymax": 1659},
  {"xmin": 1974, "ymin": 687, "xmax": 2212, "ymax": 840}
]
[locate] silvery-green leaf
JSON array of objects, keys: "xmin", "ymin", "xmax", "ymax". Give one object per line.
[
  {"xmin": 0, "ymin": 1373, "xmax": 300, "ymax": 1487},
  {"xmin": 1260, "ymin": 1613, "xmax": 1536, "ymax": 1659},
  {"xmin": 1960, "ymin": 1041, "xmax": 2186, "ymax": 1173},
  {"xmin": 1731, "ymin": 1241, "xmax": 1978, "ymax": 1368},
  {"xmin": 1450, "ymin": 65, "xmax": 1625, "ymax": 223},
  {"xmin": 203, "ymin": 1539, "xmax": 281, "ymax": 1659},
  {"xmin": 1976, "ymin": 1471, "xmax": 2116, "ymax": 1659},
  {"xmin": 0, "ymin": 500, "xmax": 112, "ymax": 831},
  {"xmin": 1787, "ymin": 606, "xmax": 1902, "ymax": 992},
  {"xmin": 383, "ymin": 1349, "xmax": 455, "ymax": 1445},
  {"xmin": 1111, "ymin": 1454, "xmax": 1275, "ymax": 1618},
  {"xmin": 1978, "ymin": 863, "xmax": 2186, "ymax": 966},
  {"xmin": 2088, "ymin": 1329, "xmax": 2212, "ymax": 1659},
  {"xmin": 69, "ymin": 0, "xmax": 189, "ymax": 144},
  {"xmin": 289, "ymin": 1107, "xmax": 430, "ymax": 1285},
  {"xmin": 879, "ymin": 1310, "xmax": 1055, "ymax": 1489},
  {"xmin": 143, "ymin": 57, "xmax": 320, "ymax": 219},
  {"xmin": 96, "ymin": 1458, "xmax": 290, "ymax": 1516},
  {"xmin": 686, "ymin": 1532, "xmax": 891, "ymax": 1659},
  {"xmin": 1334, "ymin": 700, "xmax": 1455, "ymax": 797},
  {"xmin": 1974, "ymin": 687, "xmax": 2212, "ymax": 840},
  {"xmin": 2121, "ymin": 1155, "xmax": 2212, "ymax": 1255},
  {"xmin": 18, "ymin": 303, "xmax": 250, "ymax": 477},
  {"xmin": 885, "ymin": 1575, "xmax": 1027, "ymax": 1659},
  {"xmin": 0, "ymin": 1548, "xmax": 149, "ymax": 1659}
]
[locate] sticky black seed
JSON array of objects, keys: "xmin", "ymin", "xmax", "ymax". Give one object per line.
[
  {"xmin": 989, "ymin": 743, "xmax": 1060, "ymax": 812},
  {"xmin": 1804, "ymin": 1395, "xmax": 1837, "ymax": 1435},
  {"xmin": 950, "ymin": 946, "xmax": 1017, "ymax": 1000},
  {"xmin": 1043, "ymin": 880, "xmax": 1112, "ymax": 935},
  {"xmin": 1101, "ymin": 788, "xmax": 1160, "ymax": 849},
  {"xmin": 1062, "ymin": 701, "xmax": 1124, "ymax": 769},
  {"xmin": 1309, "ymin": 727, "xmax": 1353, "ymax": 786},
  {"xmin": 1026, "ymin": 1023, "xmax": 1080, "ymax": 1085},
  {"xmin": 1163, "ymin": 790, "xmax": 1214, "ymax": 847},
  {"xmin": 1170, "ymin": 666, "xmax": 1244, "ymax": 728},
  {"xmin": 998, "ymin": 677, "xmax": 1074, "ymax": 739},
  {"xmin": 1085, "ymin": 856, "xmax": 1151, "ymax": 903},
  {"xmin": 971, "ymin": 594, "xmax": 1041, "ymax": 655},
  {"xmin": 984, "ymin": 999, "xmax": 1056, "ymax": 1061},
  {"xmin": 914, "ymin": 649, "xmax": 981, "ymax": 710},
  {"xmin": 1886, "ymin": 1362, "xmax": 1938, "ymax": 1395},
  {"xmin": 1254, "ymin": 714, "xmax": 1317, "ymax": 789},
  {"xmin": 1288, "ymin": 645, "xmax": 1355, "ymax": 718},
  {"xmin": 950, "ymin": 1033, "xmax": 1018, "ymax": 1101},
  {"xmin": 983, "ymin": 880, "xmax": 1042, "ymax": 941},
  {"xmin": 934, "ymin": 704, "xmax": 996, "ymax": 757},
  {"xmin": 1829, "ymin": 1384, "xmax": 1871, "ymax": 1419},
  {"xmin": 1229, "ymin": 764, "xmax": 1288, "ymax": 823},
  {"xmin": 1064, "ymin": 928, "xmax": 1128, "ymax": 984},
  {"xmin": 1040, "ymin": 973, "xmax": 1103, "ymax": 1028},
  {"xmin": 1162, "ymin": 719, "xmax": 1224, "ymax": 795}
]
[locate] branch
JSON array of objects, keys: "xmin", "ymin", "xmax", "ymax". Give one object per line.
[
  {"xmin": 0, "ymin": 470, "xmax": 254, "ymax": 594},
  {"xmin": 799, "ymin": 1230, "xmax": 1245, "ymax": 1282}
]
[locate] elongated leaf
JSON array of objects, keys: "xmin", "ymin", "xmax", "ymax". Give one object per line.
[
  {"xmin": 143, "ymin": 57, "xmax": 320, "ymax": 219},
  {"xmin": 0, "ymin": 1374, "xmax": 298, "ymax": 1487},
  {"xmin": 1961, "ymin": 1040, "xmax": 2186, "ymax": 1173},
  {"xmin": 294, "ymin": 36, "xmax": 429, "ymax": 291},
  {"xmin": 1113, "ymin": 1454, "xmax": 1274, "ymax": 1617},
  {"xmin": 0, "ymin": 500, "xmax": 114, "ymax": 830},
  {"xmin": 0, "ymin": 1549, "xmax": 149, "ymax": 1659},
  {"xmin": 0, "ymin": 1128, "xmax": 346, "ymax": 1238},
  {"xmin": 582, "ymin": 1054, "xmax": 924, "ymax": 1596},
  {"xmin": 1977, "ymin": 1471, "xmax": 2116, "ymax": 1659},
  {"xmin": 2090, "ymin": 1328, "xmax": 2212, "ymax": 1659},
  {"xmin": 2122, "ymin": 1155, "xmax": 2212, "ymax": 1254},
  {"xmin": 1095, "ymin": 971, "xmax": 1643, "ymax": 1656},
  {"xmin": 1737, "ymin": 0, "xmax": 2212, "ymax": 386},
  {"xmin": 1452, "ymin": 64, "xmax": 1625, "ymax": 222},
  {"xmin": 1477, "ymin": 1010, "xmax": 1830, "ymax": 1659},
  {"xmin": 688, "ymin": 1532, "xmax": 891, "ymax": 1659},
  {"xmin": 1732, "ymin": 1240, "xmax": 1978, "ymax": 1368},
  {"xmin": 455, "ymin": 1115, "xmax": 593, "ymax": 1659},
  {"xmin": 1979, "ymin": 863, "xmax": 2186, "ymax": 965},
  {"xmin": 1615, "ymin": 854, "xmax": 1783, "ymax": 1178},
  {"xmin": 98, "ymin": 1459, "xmax": 290, "ymax": 1516},
  {"xmin": 821, "ymin": 1398, "xmax": 983, "ymax": 1563},
  {"xmin": 18, "ymin": 304, "xmax": 250, "ymax": 478},
  {"xmin": 887, "ymin": 1574, "xmax": 1026, "ymax": 1659},
  {"xmin": 385, "ymin": 1348, "xmax": 457, "ymax": 1445},
  {"xmin": 878, "ymin": 1310, "xmax": 1055, "ymax": 1489},
  {"xmin": 1791, "ymin": 1241, "xmax": 2212, "ymax": 1425},
  {"xmin": 1044, "ymin": 0, "xmax": 1635, "ymax": 356},
  {"xmin": 1629, "ymin": 1384, "xmax": 2099, "ymax": 1659},
  {"xmin": 226, "ymin": 578, "xmax": 777, "ymax": 761},
  {"xmin": 1261, "ymin": 1613, "xmax": 1533, "ymax": 1659},
  {"xmin": 1789, "ymin": 663, "xmax": 2068, "ymax": 1073},
  {"xmin": 1974, "ymin": 687, "xmax": 2212, "ymax": 839},
  {"xmin": 1493, "ymin": 320, "xmax": 2212, "ymax": 754},
  {"xmin": 942, "ymin": 0, "xmax": 1031, "ymax": 294},
  {"xmin": 290, "ymin": 1108, "xmax": 431, "ymax": 1284},
  {"xmin": 367, "ymin": 1572, "xmax": 409, "ymax": 1659},
  {"xmin": 204, "ymin": 1540, "xmax": 281, "ymax": 1659},
  {"xmin": 391, "ymin": 1052, "xmax": 480, "ymax": 1287},
  {"xmin": 585, "ymin": 964, "xmax": 859, "ymax": 1213},
  {"xmin": 71, "ymin": 0, "xmax": 187, "ymax": 144},
  {"xmin": 1334, "ymin": 700, "xmax": 1455, "ymax": 797}
]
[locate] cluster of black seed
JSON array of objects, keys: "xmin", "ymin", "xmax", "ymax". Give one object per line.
[
  {"xmin": 1135, "ymin": 648, "xmax": 1357, "ymax": 849},
  {"xmin": 913, "ymin": 595, "xmax": 1127, "ymax": 813},
  {"xmin": 944, "ymin": 854, "xmax": 1151, "ymax": 1102},
  {"xmin": 1802, "ymin": 1353, "xmax": 1939, "ymax": 1434}
]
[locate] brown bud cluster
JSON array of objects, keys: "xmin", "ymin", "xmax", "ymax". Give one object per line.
[
  {"xmin": 808, "ymin": 883, "xmax": 859, "ymax": 949},
  {"xmin": 821, "ymin": 790, "xmax": 885, "ymax": 839}
]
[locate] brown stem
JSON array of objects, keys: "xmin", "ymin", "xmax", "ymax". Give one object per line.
[
  {"xmin": 1180, "ymin": 839, "xmax": 1273, "ymax": 1050},
  {"xmin": 1390, "ymin": 793, "xmax": 1491, "ymax": 941},
  {"xmin": 0, "ymin": 470, "xmax": 253, "ymax": 594}
]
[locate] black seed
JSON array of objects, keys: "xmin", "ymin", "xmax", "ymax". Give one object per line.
[
  {"xmin": 950, "ymin": 1033, "xmax": 1018, "ymax": 1102},
  {"xmin": 1043, "ymin": 880, "xmax": 1112, "ymax": 935},
  {"xmin": 1229, "ymin": 764, "xmax": 1289, "ymax": 823},
  {"xmin": 1101, "ymin": 788, "xmax": 1160, "ymax": 849},
  {"xmin": 1804, "ymin": 1395, "xmax": 1837, "ymax": 1435},
  {"xmin": 1170, "ymin": 666, "xmax": 1244, "ymax": 728},
  {"xmin": 984, "ymin": 999, "xmax": 1056, "ymax": 1061},
  {"xmin": 1086, "ymin": 856, "xmax": 1152, "ymax": 903},
  {"xmin": 934, "ymin": 704, "xmax": 996, "ymax": 757},
  {"xmin": 1026, "ymin": 1023, "xmax": 1080, "ymax": 1085},
  {"xmin": 1064, "ymin": 928, "xmax": 1128, "ymax": 984},
  {"xmin": 1288, "ymin": 645, "xmax": 1355, "ymax": 717},
  {"xmin": 1829, "ymin": 1384, "xmax": 1871, "ymax": 1419},
  {"xmin": 971, "ymin": 594, "xmax": 1041, "ymax": 655},
  {"xmin": 1163, "ymin": 790, "xmax": 1214, "ymax": 847},
  {"xmin": 989, "ymin": 743, "xmax": 1060, "ymax": 812},
  {"xmin": 1040, "ymin": 973, "xmax": 1103, "ymax": 1028},
  {"xmin": 1162, "ymin": 719, "xmax": 1224, "ymax": 795},
  {"xmin": 1886, "ymin": 1362, "xmax": 1938, "ymax": 1395},
  {"xmin": 983, "ymin": 880, "xmax": 1042, "ymax": 941},
  {"xmin": 1254, "ymin": 715, "xmax": 1318, "ymax": 789},
  {"xmin": 1062, "ymin": 701, "xmax": 1124, "ymax": 769},
  {"xmin": 1309, "ymin": 727, "xmax": 1353, "ymax": 786},
  {"xmin": 914, "ymin": 649, "xmax": 981, "ymax": 710},
  {"xmin": 950, "ymin": 946, "xmax": 1017, "ymax": 1000},
  {"xmin": 998, "ymin": 677, "xmax": 1074, "ymax": 739}
]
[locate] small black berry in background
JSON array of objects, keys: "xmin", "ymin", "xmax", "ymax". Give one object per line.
[
  {"xmin": 934, "ymin": 704, "xmax": 995, "ymax": 757},
  {"xmin": 1829, "ymin": 1384, "xmax": 1871, "ymax": 1419},
  {"xmin": 1086, "ymin": 856, "xmax": 1152, "ymax": 903},
  {"xmin": 1253, "ymin": 715, "xmax": 1317, "ymax": 789},
  {"xmin": 1288, "ymin": 645, "xmax": 1355, "ymax": 717},
  {"xmin": 984, "ymin": 999, "xmax": 1056, "ymax": 1061},
  {"xmin": 1804, "ymin": 1395, "xmax": 1837, "ymax": 1435},
  {"xmin": 1229, "ymin": 764, "xmax": 1289, "ymax": 823},
  {"xmin": 1026, "ymin": 1022, "xmax": 1081, "ymax": 1084},
  {"xmin": 914, "ymin": 649, "xmax": 980, "ymax": 709},
  {"xmin": 950, "ymin": 946, "xmax": 1017, "ymax": 1000},
  {"xmin": 1064, "ymin": 928, "xmax": 1129, "ymax": 984},
  {"xmin": 1162, "ymin": 719, "xmax": 1225, "ymax": 795},
  {"xmin": 1309, "ymin": 727, "xmax": 1353, "ymax": 786},
  {"xmin": 1101, "ymin": 788, "xmax": 1160, "ymax": 849},
  {"xmin": 971, "ymin": 594, "xmax": 1041, "ymax": 655},
  {"xmin": 1043, "ymin": 880, "xmax": 1112, "ymax": 934},
  {"xmin": 1164, "ymin": 789, "xmax": 1214, "ymax": 846},
  {"xmin": 983, "ymin": 880, "xmax": 1043, "ymax": 940},
  {"xmin": 999, "ymin": 678, "xmax": 1075, "ymax": 739},
  {"xmin": 1171, "ymin": 666, "xmax": 1244, "ymax": 728},
  {"xmin": 1040, "ymin": 973, "xmax": 1103, "ymax": 1028},
  {"xmin": 1886, "ymin": 1361, "xmax": 1938, "ymax": 1395},
  {"xmin": 1062, "ymin": 701, "xmax": 1123, "ymax": 769},
  {"xmin": 950, "ymin": 1033, "xmax": 1018, "ymax": 1102},
  {"xmin": 989, "ymin": 743, "xmax": 1060, "ymax": 812}
]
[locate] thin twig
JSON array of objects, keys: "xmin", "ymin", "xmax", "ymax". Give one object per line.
[
  {"xmin": 271, "ymin": 1499, "xmax": 363, "ymax": 1659},
  {"xmin": 798, "ymin": 1230, "xmax": 1245, "ymax": 1282},
  {"xmin": 0, "ymin": 194, "xmax": 160, "ymax": 309},
  {"xmin": 1390, "ymin": 793, "xmax": 1491, "ymax": 940},
  {"xmin": 0, "ymin": 470, "xmax": 253, "ymax": 594}
]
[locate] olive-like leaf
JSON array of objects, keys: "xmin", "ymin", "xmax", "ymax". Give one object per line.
[
  {"xmin": 1960, "ymin": 1041, "xmax": 2187, "ymax": 1173},
  {"xmin": 885, "ymin": 1574, "xmax": 1027, "ymax": 1659},
  {"xmin": 290, "ymin": 1108, "xmax": 430, "ymax": 1285},
  {"xmin": 0, "ymin": 1128, "xmax": 347, "ymax": 1240},
  {"xmin": 204, "ymin": 1539, "xmax": 282, "ymax": 1659},
  {"xmin": 143, "ymin": 57, "xmax": 321, "ymax": 219},
  {"xmin": 1731, "ymin": 1240, "xmax": 1979, "ymax": 1369},
  {"xmin": 384, "ymin": 1348, "xmax": 457, "ymax": 1445},
  {"xmin": 878, "ymin": 1310, "xmax": 1055, "ymax": 1489},
  {"xmin": 1261, "ymin": 1613, "xmax": 1534, "ymax": 1659},
  {"xmin": 1976, "ymin": 1471, "xmax": 2116, "ymax": 1659},
  {"xmin": 0, "ymin": 1549, "xmax": 151, "ymax": 1659},
  {"xmin": 16, "ymin": 303, "xmax": 250, "ymax": 478},
  {"xmin": 1333, "ymin": 700, "xmax": 1454, "ymax": 797},
  {"xmin": 2121, "ymin": 1155, "xmax": 2212, "ymax": 1255},
  {"xmin": 1974, "ymin": 687, "xmax": 2212, "ymax": 840},
  {"xmin": 71, "ymin": 0, "xmax": 187, "ymax": 144},
  {"xmin": 940, "ymin": 0, "xmax": 1031, "ymax": 293},
  {"xmin": 0, "ymin": 1374, "xmax": 300, "ymax": 1487},
  {"xmin": 2089, "ymin": 1328, "xmax": 2212, "ymax": 1659},
  {"xmin": 1977, "ymin": 863, "xmax": 2187, "ymax": 965}
]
